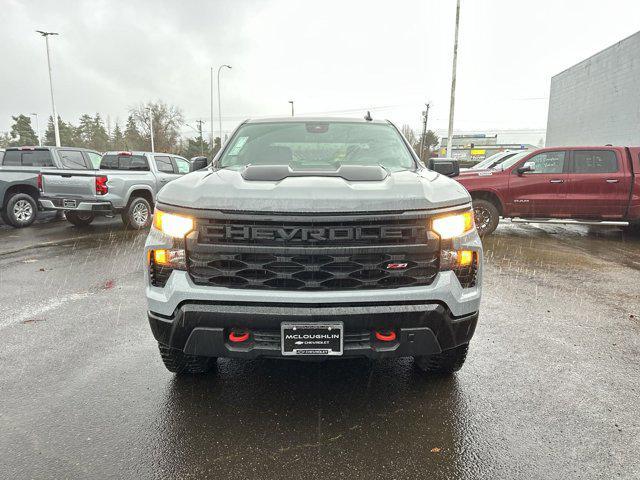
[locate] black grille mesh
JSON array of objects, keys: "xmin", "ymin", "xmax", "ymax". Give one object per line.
[
  {"xmin": 454, "ymin": 253, "xmax": 478, "ymax": 289},
  {"xmin": 149, "ymin": 260, "xmax": 173, "ymax": 288},
  {"xmin": 188, "ymin": 250, "xmax": 439, "ymax": 290}
]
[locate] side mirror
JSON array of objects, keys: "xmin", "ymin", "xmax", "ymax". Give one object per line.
[
  {"xmin": 428, "ymin": 158, "xmax": 460, "ymax": 178},
  {"xmin": 517, "ymin": 161, "xmax": 535, "ymax": 175},
  {"xmin": 190, "ymin": 156, "xmax": 209, "ymax": 171}
]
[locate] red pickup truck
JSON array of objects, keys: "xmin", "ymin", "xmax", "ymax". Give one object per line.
[{"xmin": 453, "ymin": 146, "xmax": 640, "ymax": 235}]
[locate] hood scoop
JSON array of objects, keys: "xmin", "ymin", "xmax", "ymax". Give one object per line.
[{"xmin": 241, "ymin": 164, "xmax": 389, "ymax": 182}]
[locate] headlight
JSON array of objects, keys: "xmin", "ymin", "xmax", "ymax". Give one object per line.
[
  {"xmin": 153, "ymin": 210, "xmax": 194, "ymax": 238},
  {"xmin": 432, "ymin": 210, "xmax": 474, "ymax": 239}
]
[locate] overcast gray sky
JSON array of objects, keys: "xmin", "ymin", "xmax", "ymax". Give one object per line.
[{"xmin": 2, "ymin": 0, "xmax": 640, "ymax": 144}]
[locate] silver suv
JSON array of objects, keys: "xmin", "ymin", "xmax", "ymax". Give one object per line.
[{"xmin": 144, "ymin": 118, "xmax": 482, "ymax": 375}]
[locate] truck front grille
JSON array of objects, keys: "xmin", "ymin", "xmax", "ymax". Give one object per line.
[
  {"xmin": 188, "ymin": 250, "xmax": 438, "ymax": 290},
  {"xmin": 187, "ymin": 215, "xmax": 440, "ymax": 291}
]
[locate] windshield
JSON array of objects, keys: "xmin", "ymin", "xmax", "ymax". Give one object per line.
[
  {"xmin": 219, "ymin": 121, "xmax": 415, "ymax": 172},
  {"xmin": 496, "ymin": 151, "xmax": 530, "ymax": 170},
  {"xmin": 471, "ymin": 151, "xmax": 509, "ymax": 170}
]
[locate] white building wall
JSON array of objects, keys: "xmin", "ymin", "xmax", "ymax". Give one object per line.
[{"xmin": 546, "ymin": 31, "xmax": 640, "ymax": 146}]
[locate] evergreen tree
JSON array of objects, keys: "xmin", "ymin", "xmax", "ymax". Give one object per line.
[
  {"xmin": 413, "ymin": 130, "xmax": 439, "ymax": 162},
  {"xmin": 124, "ymin": 114, "xmax": 143, "ymax": 150},
  {"xmin": 111, "ymin": 122, "xmax": 124, "ymax": 150},
  {"xmin": 0, "ymin": 132, "xmax": 12, "ymax": 148},
  {"xmin": 44, "ymin": 115, "xmax": 81, "ymax": 147},
  {"xmin": 9, "ymin": 115, "xmax": 38, "ymax": 146},
  {"xmin": 60, "ymin": 119, "xmax": 80, "ymax": 147},
  {"xmin": 77, "ymin": 114, "xmax": 94, "ymax": 147},
  {"xmin": 212, "ymin": 137, "xmax": 221, "ymax": 157},
  {"xmin": 44, "ymin": 116, "xmax": 55, "ymax": 145},
  {"xmin": 182, "ymin": 135, "xmax": 211, "ymax": 159},
  {"xmin": 92, "ymin": 114, "xmax": 109, "ymax": 152}
]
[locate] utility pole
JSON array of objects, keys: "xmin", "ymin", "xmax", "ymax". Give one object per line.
[
  {"xmin": 196, "ymin": 119, "xmax": 205, "ymax": 156},
  {"xmin": 419, "ymin": 103, "xmax": 430, "ymax": 160},
  {"xmin": 36, "ymin": 31, "xmax": 61, "ymax": 147},
  {"xmin": 149, "ymin": 107, "xmax": 155, "ymax": 153},
  {"xmin": 288, "ymin": 100, "xmax": 295, "ymax": 117},
  {"xmin": 446, "ymin": 0, "xmax": 461, "ymax": 158},
  {"xmin": 30, "ymin": 113, "xmax": 41, "ymax": 146}
]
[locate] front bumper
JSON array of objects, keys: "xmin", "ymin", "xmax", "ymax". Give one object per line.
[
  {"xmin": 39, "ymin": 198, "xmax": 113, "ymax": 213},
  {"xmin": 148, "ymin": 302, "xmax": 478, "ymax": 360}
]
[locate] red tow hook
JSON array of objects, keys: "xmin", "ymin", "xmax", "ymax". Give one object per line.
[
  {"xmin": 375, "ymin": 330, "xmax": 397, "ymax": 342},
  {"xmin": 229, "ymin": 330, "xmax": 250, "ymax": 343}
]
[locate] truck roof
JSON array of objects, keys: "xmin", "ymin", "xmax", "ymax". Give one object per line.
[
  {"xmin": 244, "ymin": 116, "xmax": 389, "ymax": 125},
  {"xmin": 536, "ymin": 146, "xmax": 635, "ymax": 150},
  {"xmin": 103, "ymin": 151, "xmax": 176, "ymax": 156},
  {"xmin": 5, "ymin": 145, "xmax": 97, "ymax": 152}
]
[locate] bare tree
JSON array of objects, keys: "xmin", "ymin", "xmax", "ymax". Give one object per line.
[
  {"xmin": 401, "ymin": 124, "xmax": 417, "ymax": 146},
  {"xmin": 131, "ymin": 101, "xmax": 184, "ymax": 153}
]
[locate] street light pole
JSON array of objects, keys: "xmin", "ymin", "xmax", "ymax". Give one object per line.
[
  {"xmin": 210, "ymin": 67, "xmax": 214, "ymax": 149},
  {"xmin": 446, "ymin": 0, "xmax": 461, "ymax": 158},
  {"xmin": 30, "ymin": 113, "xmax": 41, "ymax": 146},
  {"xmin": 36, "ymin": 30, "xmax": 61, "ymax": 147},
  {"xmin": 288, "ymin": 100, "xmax": 294, "ymax": 117},
  {"xmin": 217, "ymin": 64, "xmax": 232, "ymax": 144}
]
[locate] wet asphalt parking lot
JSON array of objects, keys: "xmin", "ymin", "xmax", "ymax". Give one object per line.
[{"xmin": 0, "ymin": 215, "xmax": 639, "ymax": 479}]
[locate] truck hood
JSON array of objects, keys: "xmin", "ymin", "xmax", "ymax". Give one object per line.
[{"xmin": 157, "ymin": 168, "xmax": 471, "ymax": 213}]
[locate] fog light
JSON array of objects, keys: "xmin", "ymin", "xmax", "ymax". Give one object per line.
[
  {"xmin": 440, "ymin": 249, "xmax": 478, "ymax": 289},
  {"xmin": 440, "ymin": 249, "xmax": 474, "ymax": 270},
  {"xmin": 458, "ymin": 250, "xmax": 473, "ymax": 267},
  {"xmin": 148, "ymin": 249, "xmax": 186, "ymax": 269}
]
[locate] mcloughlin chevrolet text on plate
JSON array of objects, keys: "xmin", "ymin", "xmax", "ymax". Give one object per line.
[{"xmin": 144, "ymin": 117, "xmax": 482, "ymax": 375}]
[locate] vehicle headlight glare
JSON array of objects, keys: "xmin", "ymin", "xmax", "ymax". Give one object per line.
[
  {"xmin": 432, "ymin": 210, "xmax": 474, "ymax": 239},
  {"xmin": 153, "ymin": 210, "xmax": 194, "ymax": 238}
]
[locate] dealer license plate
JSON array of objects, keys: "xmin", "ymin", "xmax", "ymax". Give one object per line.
[{"xmin": 281, "ymin": 322, "xmax": 343, "ymax": 356}]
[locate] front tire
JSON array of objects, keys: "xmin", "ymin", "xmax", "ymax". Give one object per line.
[
  {"xmin": 5, "ymin": 193, "xmax": 38, "ymax": 228},
  {"xmin": 122, "ymin": 196, "xmax": 152, "ymax": 229},
  {"xmin": 414, "ymin": 344, "xmax": 469, "ymax": 375},
  {"xmin": 65, "ymin": 211, "xmax": 95, "ymax": 227},
  {"xmin": 472, "ymin": 199, "xmax": 500, "ymax": 236},
  {"xmin": 158, "ymin": 344, "xmax": 216, "ymax": 374}
]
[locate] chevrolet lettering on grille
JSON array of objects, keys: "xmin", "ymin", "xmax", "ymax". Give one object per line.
[{"xmin": 207, "ymin": 225, "xmax": 429, "ymax": 243}]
